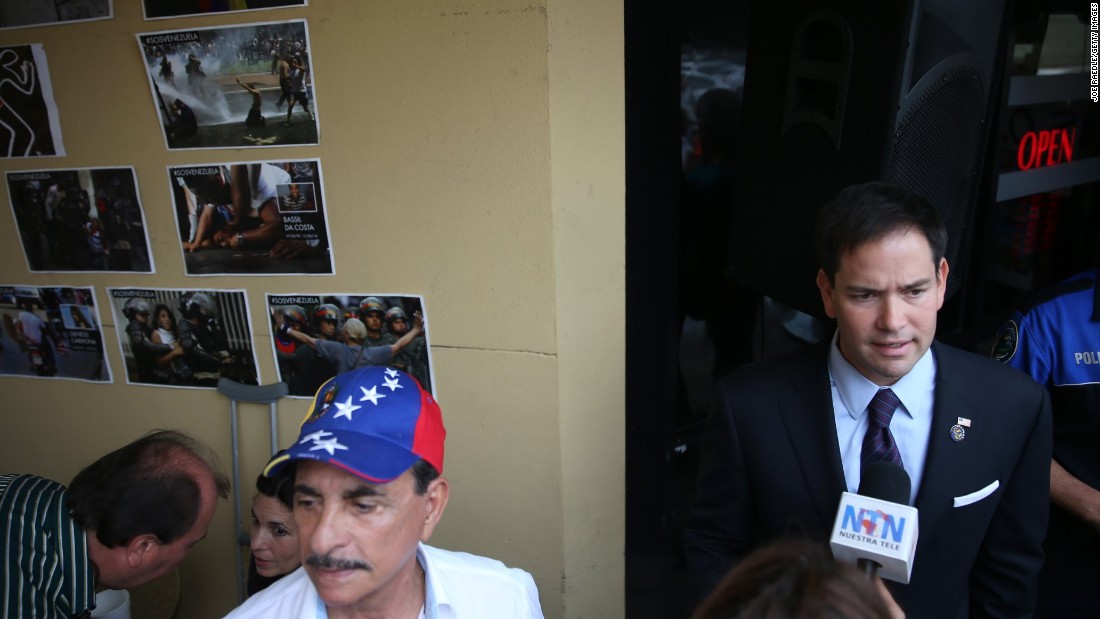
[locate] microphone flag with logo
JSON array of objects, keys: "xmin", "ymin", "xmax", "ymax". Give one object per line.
[{"xmin": 829, "ymin": 462, "xmax": 919, "ymax": 583}]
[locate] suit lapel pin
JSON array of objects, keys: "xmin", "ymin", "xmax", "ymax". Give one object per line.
[
  {"xmin": 957, "ymin": 417, "xmax": 971, "ymax": 427},
  {"xmin": 950, "ymin": 424, "xmax": 966, "ymax": 442}
]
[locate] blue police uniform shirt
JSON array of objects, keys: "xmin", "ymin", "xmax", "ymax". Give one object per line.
[{"xmin": 995, "ymin": 269, "xmax": 1100, "ymax": 488}]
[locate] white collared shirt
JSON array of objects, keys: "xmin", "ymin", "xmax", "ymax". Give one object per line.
[
  {"xmin": 223, "ymin": 543, "xmax": 544, "ymax": 619},
  {"xmin": 828, "ymin": 332, "xmax": 936, "ymax": 505}
]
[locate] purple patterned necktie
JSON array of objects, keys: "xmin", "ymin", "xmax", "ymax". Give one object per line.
[{"xmin": 861, "ymin": 388, "xmax": 903, "ymax": 469}]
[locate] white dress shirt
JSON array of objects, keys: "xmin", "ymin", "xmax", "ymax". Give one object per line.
[
  {"xmin": 223, "ymin": 543, "xmax": 544, "ymax": 619},
  {"xmin": 828, "ymin": 332, "xmax": 936, "ymax": 505}
]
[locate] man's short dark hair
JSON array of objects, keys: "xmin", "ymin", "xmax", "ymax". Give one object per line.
[
  {"xmin": 69, "ymin": 429, "xmax": 230, "ymax": 548},
  {"xmin": 815, "ymin": 182, "xmax": 948, "ymax": 284},
  {"xmin": 411, "ymin": 459, "xmax": 439, "ymax": 496}
]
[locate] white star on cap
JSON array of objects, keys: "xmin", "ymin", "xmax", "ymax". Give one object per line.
[
  {"xmin": 384, "ymin": 368, "xmax": 399, "ymax": 378},
  {"xmin": 310, "ymin": 436, "xmax": 348, "ymax": 456},
  {"xmin": 382, "ymin": 376, "xmax": 403, "ymax": 392},
  {"xmin": 299, "ymin": 430, "xmax": 331, "ymax": 445},
  {"xmin": 359, "ymin": 384, "xmax": 386, "ymax": 405},
  {"xmin": 333, "ymin": 395, "xmax": 361, "ymax": 420}
]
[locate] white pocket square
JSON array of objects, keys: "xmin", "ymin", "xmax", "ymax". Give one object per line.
[{"xmin": 953, "ymin": 480, "xmax": 1000, "ymax": 508}]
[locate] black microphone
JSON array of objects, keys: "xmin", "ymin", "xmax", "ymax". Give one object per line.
[{"xmin": 829, "ymin": 462, "xmax": 918, "ymax": 583}]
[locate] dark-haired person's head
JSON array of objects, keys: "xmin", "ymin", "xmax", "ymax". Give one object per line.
[
  {"xmin": 261, "ymin": 366, "xmax": 447, "ymax": 613},
  {"xmin": 250, "ymin": 454, "xmax": 299, "ymax": 589},
  {"xmin": 814, "ymin": 182, "xmax": 949, "ymax": 386},
  {"xmin": 68, "ymin": 429, "xmax": 229, "ymax": 589},
  {"xmin": 691, "ymin": 540, "xmax": 898, "ymax": 619},
  {"xmin": 815, "ymin": 182, "xmax": 947, "ymax": 286}
]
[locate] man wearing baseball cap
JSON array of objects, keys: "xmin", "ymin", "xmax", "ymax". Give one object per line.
[{"xmin": 224, "ymin": 366, "xmax": 544, "ymax": 618}]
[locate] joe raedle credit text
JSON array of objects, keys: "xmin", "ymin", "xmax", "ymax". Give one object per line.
[{"xmin": 1092, "ymin": 3, "xmax": 1098, "ymax": 101}]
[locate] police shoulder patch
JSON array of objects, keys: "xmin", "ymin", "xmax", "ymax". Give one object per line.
[{"xmin": 991, "ymin": 319, "xmax": 1018, "ymax": 363}]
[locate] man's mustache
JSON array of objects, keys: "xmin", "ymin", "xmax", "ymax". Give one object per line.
[{"xmin": 306, "ymin": 553, "xmax": 372, "ymax": 571}]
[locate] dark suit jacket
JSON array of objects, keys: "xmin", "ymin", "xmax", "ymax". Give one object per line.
[{"xmin": 684, "ymin": 340, "xmax": 1052, "ymax": 618}]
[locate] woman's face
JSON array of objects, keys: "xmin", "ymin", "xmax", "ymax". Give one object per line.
[
  {"xmin": 157, "ymin": 308, "xmax": 173, "ymax": 330},
  {"xmin": 250, "ymin": 494, "xmax": 299, "ymax": 578}
]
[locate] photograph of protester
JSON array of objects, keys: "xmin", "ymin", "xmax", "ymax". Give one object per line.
[
  {"xmin": 265, "ymin": 294, "xmax": 434, "ymax": 398},
  {"xmin": 0, "ymin": 44, "xmax": 65, "ymax": 157},
  {"xmin": 143, "ymin": 0, "xmax": 304, "ymax": 20},
  {"xmin": 137, "ymin": 20, "xmax": 317, "ymax": 150},
  {"xmin": 6, "ymin": 167, "xmax": 154, "ymax": 273},
  {"xmin": 0, "ymin": 0, "xmax": 111, "ymax": 30},
  {"xmin": 169, "ymin": 159, "xmax": 332, "ymax": 275},
  {"xmin": 108, "ymin": 287, "xmax": 259, "ymax": 389},
  {"xmin": 0, "ymin": 285, "xmax": 111, "ymax": 382}
]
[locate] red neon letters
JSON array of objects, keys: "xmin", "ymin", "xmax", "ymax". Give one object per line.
[{"xmin": 1017, "ymin": 128, "xmax": 1076, "ymax": 171}]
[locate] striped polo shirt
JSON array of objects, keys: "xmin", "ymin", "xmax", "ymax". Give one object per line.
[{"xmin": 1, "ymin": 474, "xmax": 96, "ymax": 618}]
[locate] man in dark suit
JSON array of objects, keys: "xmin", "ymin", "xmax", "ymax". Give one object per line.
[{"xmin": 684, "ymin": 182, "xmax": 1052, "ymax": 618}]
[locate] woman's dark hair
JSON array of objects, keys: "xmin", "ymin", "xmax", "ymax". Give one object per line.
[
  {"xmin": 256, "ymin": 453, "xmax": 295, "ymax": 509},
  {"xmin": 69, "ymin": 430, "xmax": 229, "ymax": 548},
  {"xmin": 153, "ymin": 304, "xmax": 178, "ymax": 332},
  {"xmin": 816, "ymin": 182, "xmax": 947, "ymax": 284},
  {"xmin": 691, "ymin": 540, "xmax": 895, "ymax": 619}
]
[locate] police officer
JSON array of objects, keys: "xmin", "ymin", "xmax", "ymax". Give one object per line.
[
  {"xmin": 123, "ymin": 297, "xmax": 174, "ymax": 383},
  {"xmin": 358, "ymin": 297, "xmax": 390, "ymax": 347},
  {"xmin": 385, "ymin": 305, "xmax": 431, "ymax": 393},
  {"xmin": 994, "ymin": 268, "xmax": 1100, "ymax": 617},
  {"xmin": 178, "ymin": 292, "xmax": 233, "ymax": 380},
  {"xmin": 289, "ymin": 304, "xmax": 339, "ymax": 397},
  {"xmin": 274, "ymin": 305, "xmax": 306, "ymax": 385}
]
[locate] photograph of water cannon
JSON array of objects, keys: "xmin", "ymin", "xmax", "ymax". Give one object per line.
[{"xmin": 137, "ymin": 19, "xmax": 317, "ymax": 150}]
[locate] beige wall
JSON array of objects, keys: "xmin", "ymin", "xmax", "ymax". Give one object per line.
[{"xmin": 0, "ymin": 1, "xmax": 623, "ymax": 618}]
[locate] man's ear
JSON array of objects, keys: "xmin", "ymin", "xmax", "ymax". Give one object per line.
[
  {"xmin": 125, "ymin": 534, "xmax": 159, "ymax": 567},
  {"xmin": 419, "ymin": 477, "xmax": 450, "ymax": 542},
  {"xmin": 935, "ymin": 258, "xmax": 950, "ymax": 309},
  {"xmin": 816, "ymin": 269, "xmax": 837, "ymax": 319}
]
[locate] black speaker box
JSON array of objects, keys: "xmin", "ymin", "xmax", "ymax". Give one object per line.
[{"xmin": 731, "ymin": 0, "xmax": 1007, "ymax": 318}]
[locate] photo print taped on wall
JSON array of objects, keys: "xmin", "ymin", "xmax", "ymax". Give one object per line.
[
  {"xmin": 107, "ymin": 287, "xmax": 260, "ymax": 389},
  {"xmin": 143, "ymin": 0, "xmax": 305, "ymax": 20},
  {"xmin": 0, "ymin": 285, "xmax": 111, "ymax": 383},
  {"xmin": 137, "ymin": 20, "xmax": 318, "ymax": 150},
  {"xmin": 0, "ymin": 1, "xmax": 112, "ymax": 30},
  {"xmin": 0, "ymin": 44, "xmax": 65, "ymax": 157},
  {"xmin": 6, "ymin": 167, "xmax": 155, "ymax": 273},
  {"xmin": 265, "ymin": 293, "xmax": 434, "ymax": 398},
  {"xmin": 168, "ymin": 158, "xmax": 333, "ymax": 275}
]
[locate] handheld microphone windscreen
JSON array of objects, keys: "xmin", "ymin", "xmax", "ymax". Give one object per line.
[{"xmin": 858, "ymin": 462, "xmax": 911, "ymax": 504}]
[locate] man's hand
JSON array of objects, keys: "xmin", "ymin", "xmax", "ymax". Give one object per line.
[
  {"xmin": 213, "ymin": 229, "xmax": 234, "ymax": 248},
  {"xmin": 875, "ymin": 577, "xmax": 906, "ymax": 619}
]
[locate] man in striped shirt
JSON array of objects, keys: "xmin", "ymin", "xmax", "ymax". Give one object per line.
[{"xmin": 1, "ymin": 430, "xmax": 229, "ymax": 618}]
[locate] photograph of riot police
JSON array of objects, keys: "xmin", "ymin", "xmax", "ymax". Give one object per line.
[
  {"xmin": 109, "ymin": 287, "xmax": 260, "ymax": 388},
  {"xmin": 169, "ymin": 159, "xmax": 332, "ymax": 275},
  {"xmin": 265, "ymin": 293, "xmax": 432, "ymax": 397},
  {"xmin": 5, "ymin": 168, "xmax": 153, "ymax": 273},
  {"xmin": 0, "ymin": 285, "xmax": 110, "ymax": 382}
]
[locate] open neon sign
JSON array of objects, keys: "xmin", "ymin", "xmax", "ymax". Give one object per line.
[{"xmin": 1017, "ymin": 128, "xmax": 1077, "ymax": 171}]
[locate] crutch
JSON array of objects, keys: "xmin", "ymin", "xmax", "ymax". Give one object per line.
[{"xmin": 216, "ymin": 378, "xmax": 288, "ymax": 604}]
